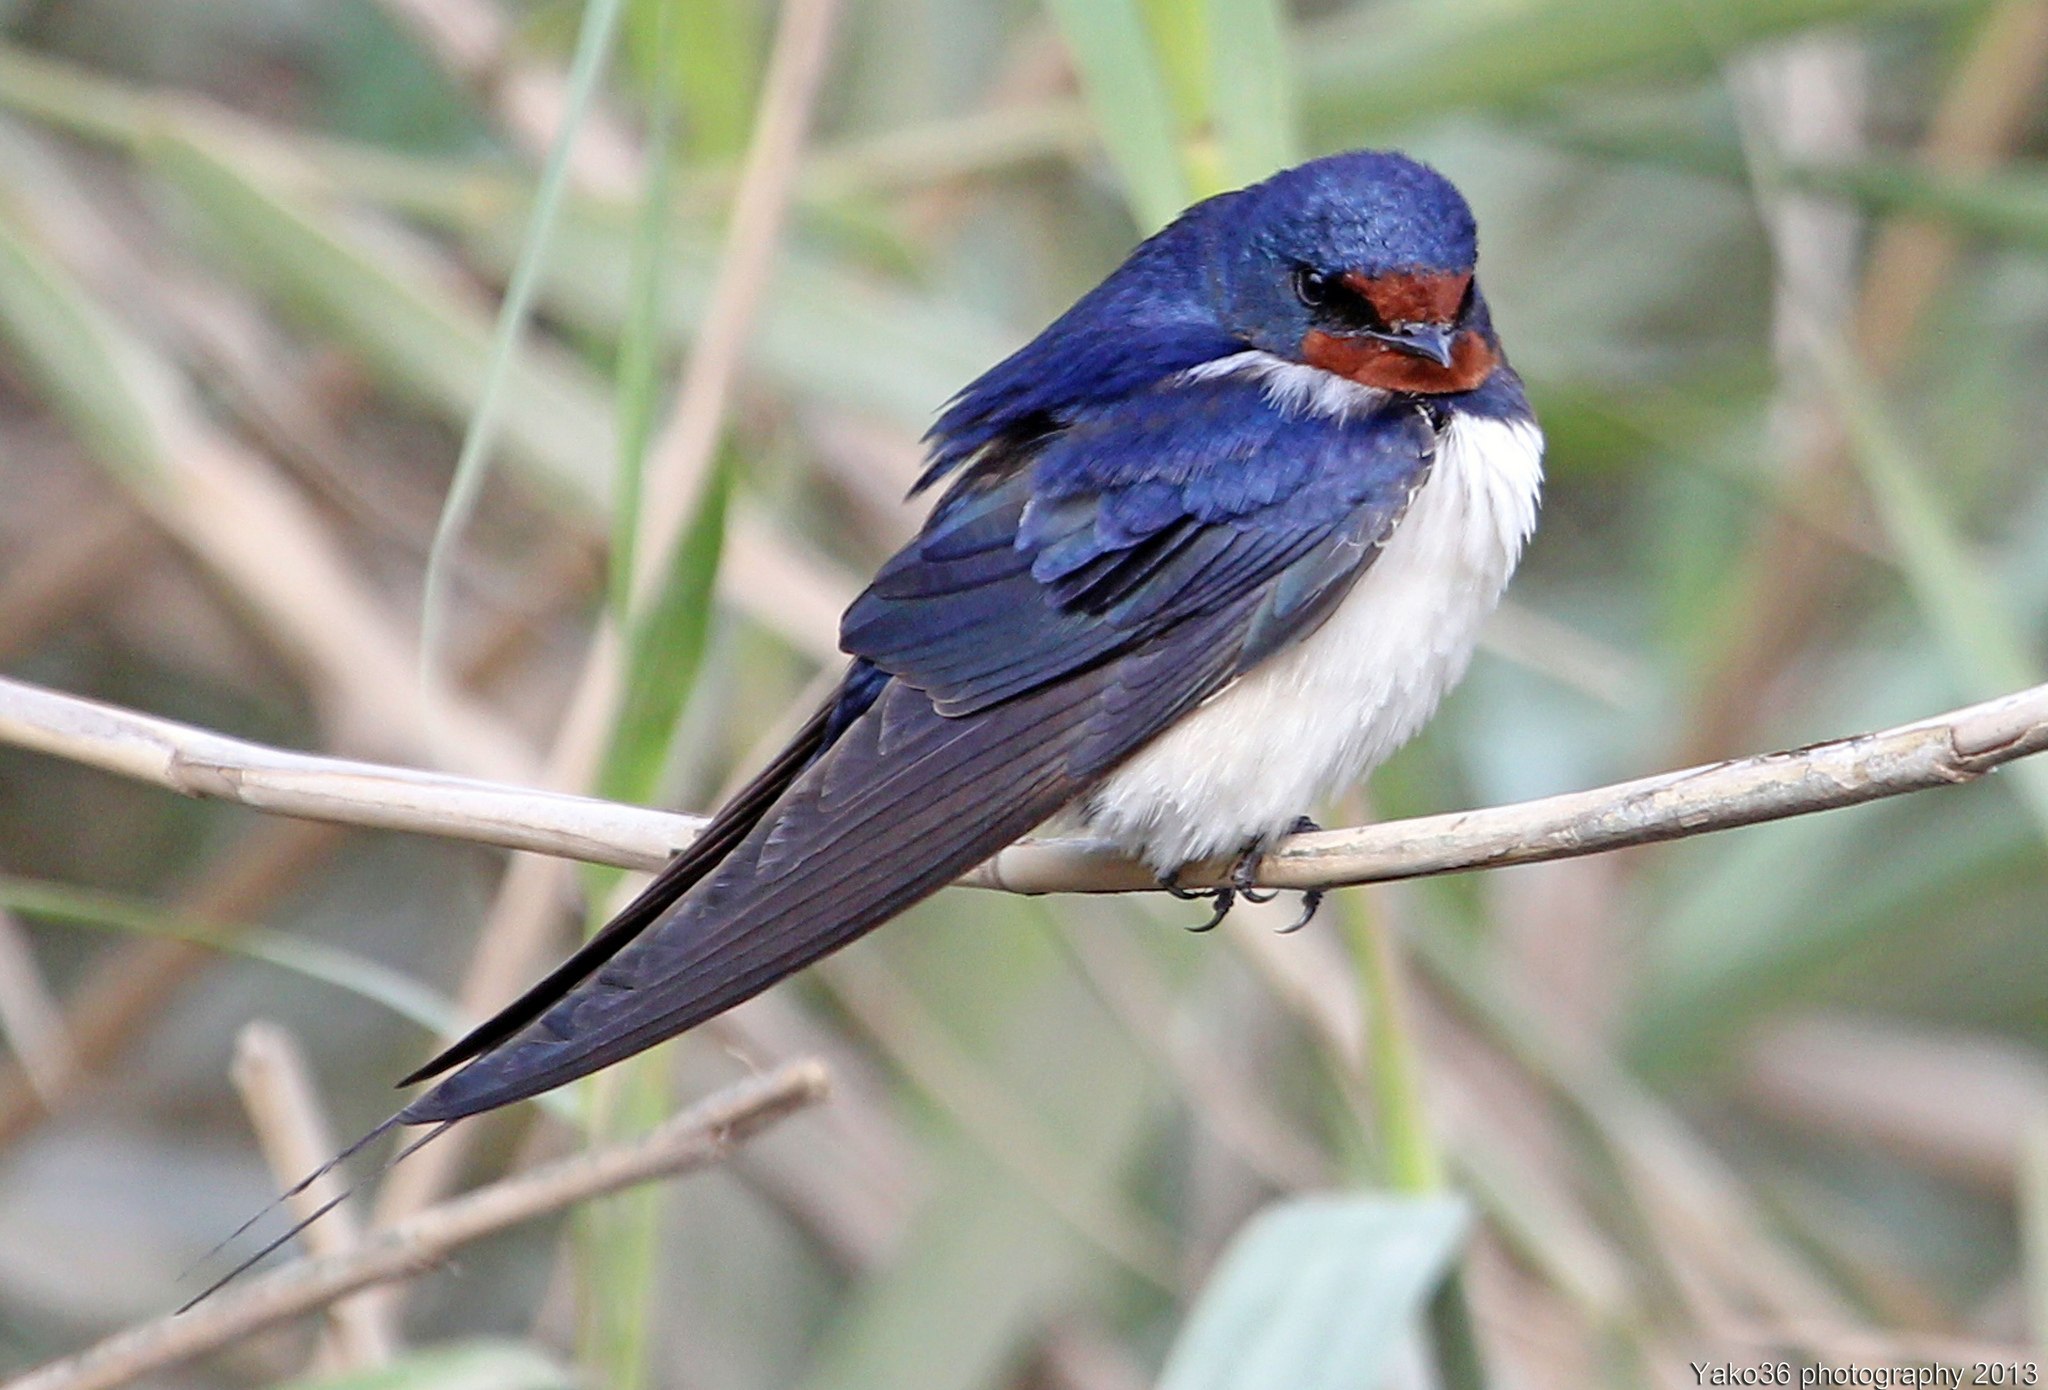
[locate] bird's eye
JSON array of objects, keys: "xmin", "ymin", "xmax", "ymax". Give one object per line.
[
  {"xmin": 1293, "ymin": 265, "xmax": 1333, "ymax": 308},
  {"xmin": 1456, "ymin": 276, "xmax": 1477, "ymax": 321}
]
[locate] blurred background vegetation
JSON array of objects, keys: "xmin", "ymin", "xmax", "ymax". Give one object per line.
[{"xmin": 1, "ymin": 0, "xmax": 2046, "ymax": 1386}]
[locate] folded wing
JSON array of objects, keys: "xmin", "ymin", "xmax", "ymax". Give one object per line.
[{"xmin": 403, "ymin": 380, "xmax": 1434, "ymax": 1123}]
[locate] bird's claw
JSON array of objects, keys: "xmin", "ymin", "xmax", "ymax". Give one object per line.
[
  {"xmin": 1228, "ymin": 851, "xmax": 1280, "ymax": 904},
  {"xmin": 1161, "ymin": 814, "xmax": 1325, "ymax": 933},
  {"xmin": 1261, "ymin": 817, "xmax": 1325, "ymax": 931},
  {"xmin": 1187, "ymin": 886, "xmax": 1235, "ymax": 932},
  {"xmin": 1158, "ymin": 869, "xmax": 1236, "ymax": 931},
  {"xmin": 1276, "ymin": 889, "xmax": 1324, "ymax": 934}
]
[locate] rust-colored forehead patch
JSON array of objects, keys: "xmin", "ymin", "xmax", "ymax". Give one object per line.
[{"xmin": 1339, "ymin": 269, "xmax": 1471, "ymax": 325}]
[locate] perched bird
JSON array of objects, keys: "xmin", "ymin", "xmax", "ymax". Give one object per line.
[
  {"xmin": 409, "ymin": 148, "xmax": 1541, "ymax": 1122},
  {"xmin": 209, "ymin": 151, "xmax": 1540, "ymax": 1278}
]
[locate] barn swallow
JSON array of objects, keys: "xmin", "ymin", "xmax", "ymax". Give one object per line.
[
  {"xmin": 205, "ymin": 151, "xmax": 1541, "ymax": 1281},
  {"xmin": 414, "ymin": 148, "xmax": 1540, "ymax": 1115},
  {"xmin": 393, "ymin": 146, "xmax": 1541, "ymax": 1123}
]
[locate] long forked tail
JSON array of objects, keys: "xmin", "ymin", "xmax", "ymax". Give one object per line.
[
  {"xmin": 178, "ymin": 1114, "xmax": 452, "ymax": 1313},
  {"xmin": 181, "ymin": 672, "xmax": 872, "ymax": 1310}
]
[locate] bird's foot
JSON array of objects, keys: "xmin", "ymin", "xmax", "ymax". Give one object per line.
[
  {"xmin": 1161, "ymin": 816, "xmax": 1326, "ymax": 933},
  {"xmin": 1227, "ymin": 846, "xmax": 1281, "ymax": 904},
  {"xmin": 1158, "ymin": 868, "xmax": 1236, "ymax": 932},
  {"xmin": 1268, "ymin": 817, "xmax": 1326, "ymax": 934}
]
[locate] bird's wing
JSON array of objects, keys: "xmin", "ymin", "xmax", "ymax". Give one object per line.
[
  {"xmin": 395, "ymin": 663, "xmax": 891, "ymax": 1086},
  {"xmin": 404, "ymin": 380, "xmax": 1435, "ymax": 1123}
]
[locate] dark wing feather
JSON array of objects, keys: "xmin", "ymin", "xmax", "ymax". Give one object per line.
[
  {"xmin": 402, "ymin": 381, "xmax": 1436, "ymax": 1123},
  {"xmin": 395, "ymin": 663, "xmax": 887, "ymax": 1087},
  {"xmin": 403, "ymin": 605, "xmax": 1253, "ymax": 1121}
]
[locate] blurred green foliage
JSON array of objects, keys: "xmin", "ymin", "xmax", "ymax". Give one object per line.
[{"xmin": 1, "ymin": 1, "xmax": 2047, "ymax": 1388}]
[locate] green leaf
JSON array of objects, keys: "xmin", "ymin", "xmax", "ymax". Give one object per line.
[
  {"xmin": 282, "ymin": 1341, "xmax": 573, "ymax": 1390},
  {"xmin": 1047, "ymin": 0, "xmax": 1194, "ymax": 229},
  {"xmin": 1158, "ymin": 1194, "xmax": 1469, "ymax": 1390}
]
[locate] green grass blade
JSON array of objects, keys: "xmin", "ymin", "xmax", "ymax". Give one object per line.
[
  {"xmin": 598, "ymin": 454, "xmax": 734, "ymax": 808},
  {"xmin": 1047, "ymin": 0, "xmax": 1194, "ymax": 229},
  {"xmin": 610, "ymin": 0, "xmax": 685, "ymax": 621},
  {"xmin": 574, "ymin": 449, "xmax": 733, "ymax": 1390},
  {"xmin": 420, "ymin": 0, "xmax": 628, "ymax": 671},
  {"xmin": 645, "ymin": 0, "xmax": 760, "ymax": 160},
  {"xmin": 0, "ymin": 875, "xmax": 456, "ymax": 1036}
]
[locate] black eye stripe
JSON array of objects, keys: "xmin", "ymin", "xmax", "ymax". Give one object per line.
[{"xmin": 1293, "ymin": 265, "xmax": 1386, "ymax": 331}]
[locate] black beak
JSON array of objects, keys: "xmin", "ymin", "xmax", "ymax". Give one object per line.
[{"xmin": 1370, "ymin": 323, "xmax": 1457, "ymax": 368}]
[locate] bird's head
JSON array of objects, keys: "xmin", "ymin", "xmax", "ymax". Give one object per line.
[
  {"xmin": 1206, "ymin": 151, "xmax": 1496, "ymax": 396},
  {"xmin": 917, "ymin": 151, "xmax": 1504, "ymax": 492}
]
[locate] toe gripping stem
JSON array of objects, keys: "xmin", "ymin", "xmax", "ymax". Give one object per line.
[
  {"xmin": 1160, "ymin": 816, "xmax": 1328, "ymax": 934},
  {"xmin": 1158, "ymin": 870, "xmax": 1235, "ymax": 932}
]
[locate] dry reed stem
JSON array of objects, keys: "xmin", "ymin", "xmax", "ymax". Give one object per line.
[
  {"xmin": 4, "ymin": 668, "xmax": 2044, "ymax": 896},
  {"xmin": 5, "ymin": 1061, "xmax": 829, "ymax": 1390}
]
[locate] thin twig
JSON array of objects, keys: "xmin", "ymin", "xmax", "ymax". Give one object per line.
[
  {"xmin": 4, "ymin": 673, "xmax": 2047, "ymax": 896},
  {"xmin": 5, "ymin": 1061, "xmax": 829, "ymax": 1390}
]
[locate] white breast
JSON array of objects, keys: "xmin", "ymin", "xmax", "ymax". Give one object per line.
[{"xmin": 1077, "ymin": 397, "xmax": 1544, "ymax": 872}]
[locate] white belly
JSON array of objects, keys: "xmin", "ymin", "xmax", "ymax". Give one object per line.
[{"xmin": 1077, "ymin": 409, "xmax": 1544, "ymax": 871}]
